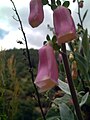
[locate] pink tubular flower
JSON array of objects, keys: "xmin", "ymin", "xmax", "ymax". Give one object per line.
[
  {"xmin": 28, "ymin": 0, "xmax": 44, "ymax": 28},
  {"xmin": 34, "ymin": 44, "xmax": 58, "ymax": 92},
  {"xmin": 53, "ymin": 6, "xmax": 76, "ymax": 44}
]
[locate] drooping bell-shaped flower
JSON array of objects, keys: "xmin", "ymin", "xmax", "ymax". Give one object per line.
[
  {"xmin": 28, "ymin": 0, "xmax": 44, "ymax": 28},
  {"xmin": 53, "ymin": 6, "xmax": 76, "ymax": 44},
  {"xmin": 34, "ymin": 44, "xmax": 58, "ymax": 92}
]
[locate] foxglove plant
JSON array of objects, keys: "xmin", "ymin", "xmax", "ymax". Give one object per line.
[
  {"xmin": 10, "ymin": 0, "xmax": 89, "ymax": 120},
  {"xmin": 28, "ymin": 0, "xmax": 44, "ymax": 27}
]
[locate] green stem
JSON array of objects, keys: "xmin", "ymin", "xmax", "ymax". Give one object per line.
[
  {"xmin": 77, "ymin": 0, "xmax": 83, "ymax": 28},
  {"xmin": 61, "ymin": 43, "xmax": 83, "ymax": 120},
  {"xmin": 51, "ymin": 0, "xmax": 55, "ymax": 4}
]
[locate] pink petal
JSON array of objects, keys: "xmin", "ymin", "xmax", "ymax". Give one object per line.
[
  {"xmin": 34, "ymin": 44, "xmax": 58, "ymax": 92},
  {"xmin": 28, "ymin": 0, "xmax": 44, "ymax": 28},
  {"xmin": 53, "ymin": 6, "xmax": 76, "ymax": 44}
]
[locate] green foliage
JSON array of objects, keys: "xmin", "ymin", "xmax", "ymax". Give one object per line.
[
  {"xmin": 46, "ymin": 106, "xmax": 60, "ymax": 120},
  {"xmin": 51, "ymin": 4, "xmax": 57, "ymax": 11},
  {"xmin": 58, "ymin": 79, "xmax": 71, "ymax": 95},
  {"xmin": 82, "ymin": 10, "xmax": 88, "ymax": 23},
  {"xmin": 82, "ymin": 29, "xmax": 89, "ymax": 60},
  {"xmin": 42, "ymin": 0, "xmax": 48, "ymax": 5},
  {"xmin": 54, "ymin": 94, "xmax": 71, "ymax": 105},
  {"xmin": 56, "ymin": 0, "xmax": 61, "ymax": 6},
  {"xmin": 62, "ymin": 1, "xmax": 70, "ymax": 8},
  {"xmin": 80, "ymin": 92, "xmax": 89, "ymax": 107},
  {"xmin": 59, "ymin": 103, "xmax": 75, "ymax": 120},
  {"xmin": 0, "ymin": 48, "xmax": 41, "ymax": 120},
  {"xmin": 46, "ymin": 34, "xmax": 51, "ymax": 41},
  {"xmin": 75, "ymin": 52, "xmax": 89, "ymax": 81}
]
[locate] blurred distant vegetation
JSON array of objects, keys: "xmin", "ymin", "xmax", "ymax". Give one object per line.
[{"xmin": 0, "ymin": 48, "xmax": 45, "ymax": 120}]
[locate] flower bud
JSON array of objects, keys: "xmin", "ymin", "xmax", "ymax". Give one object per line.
[
  {"xmin": 69, "ymin": 53, "xmax": 74, "ymax": 61},
  {"xmin": 71, "ymin": 61, "xmax": 77, "ymax": 70},
  {"xmin": 79, "ymin": 0, "xmax": 84, "ymax": 8},
  {"xmin": 72, "ymin": 70, "xmax": 78, "ymax": 80}
]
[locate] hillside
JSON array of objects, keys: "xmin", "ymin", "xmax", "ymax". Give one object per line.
[{"xmin": 0, "ymin": 48, "xmax": 43, "ymax": 120}]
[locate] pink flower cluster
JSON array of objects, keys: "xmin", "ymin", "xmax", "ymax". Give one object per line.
[{"xmin": 28, "ymin": 0, "xmax": 76, "ymax": 92}]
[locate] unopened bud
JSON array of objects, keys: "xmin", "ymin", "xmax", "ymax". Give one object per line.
[
  {"xmin": 71, "ymin": 61, "xmax": 77, "ymax": 70},
  {"xmin": 72, "ymin": 70, "xmax": 78, "ymax": 80},
  {"xmin": 79, "ymin": 0, "xmax": 84, "ymax": 8},
  {"xmin": 69, "ymin": 53, "xmax": 74, "ymax": 61}
]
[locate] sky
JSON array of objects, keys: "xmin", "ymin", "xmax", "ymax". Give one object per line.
[{"xmin": 0, "ymin": 0, "xmax": 90, "ymax": 50}]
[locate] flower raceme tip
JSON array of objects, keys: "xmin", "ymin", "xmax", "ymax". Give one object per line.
[
  {"xmin": 28, "ymin": 0, "xmax": 44, "ymax": 28},
  {"xmin": 34, "ymin": 44, "xmax": 58, "ymax": 92}
]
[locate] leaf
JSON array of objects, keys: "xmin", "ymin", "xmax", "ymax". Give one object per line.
[
  {"xmin": 59, "ymin": 103, "xmax": 75, "ymax": 120},
  {"xmin": 82, "ymin": 10, "xmax": 88, "ymax": 22},
  {"xmin": 58, "ymin": 79, "xmax": 71, "ymax": 95},
  {"xmin": 75, "ymin": 52, "xmax": 90, "ymax": 81},
  {"xmin": 52, "ymin": 35, "xmax": 57, "ymax": 43},
  {"xmin": 80, "ymin": 92, "xmax": 89, "ymax": 107},
  {"xmin": 54, "ymin": 94, "xmax": 71, "ymax": 105},
  {"xmin": 82, "ymin": 29, "xmax": 89, "ymax": 59},
  {"xmin": 46, "ymin": 107, "xmax": 60, "ymax": 120},
  {"xmin": 56, "ymin": 0, "xmax": 61, "ymax": 6},
  {"xmin": 46, "ymin": 34, "xmax": 50, "ymax": 41},
  {"xmin": 51, "ymin": 4, "xmax": 57, "ymax": 11},
  {"xmin": 62, "ymin": 1, "xmax": 70, "ymax": 7},
  {"xmin": 42, "ymin": 0, "xmax": 48, "ymax": 5},
  {"xmin": 46, "ymin": 117, "xmax": 60, "ymax": 120},
  {"xmin": 52, "ymin": 43, "xmax": 60, "ymax": 51},
  {"xmin": 74, "ymin": 53, "xmax": 89, "ymax": 80}
]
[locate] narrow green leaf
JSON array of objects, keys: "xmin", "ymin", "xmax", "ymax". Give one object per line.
[
  {"xmin": 42, "ymin": 0, "xmax": 48, "ymax": 5},
  {"xmin": 46, "ymin": 107, "xmax": 60, "ymax": 119},
  {"xmin": 58, "ymin": 79, "xmax": 71, "ymax": 95},
  {"xmin": 54, "ymin": 94, "xmax": 71, "ymax": 105},
  {"xmin": 75, "ymin": 53, "xmax": 89, "ymax": 80},
  {"xmin": 53, "ymin": 43, "xmax": 60, "ymax": 51},
  {"xmin": 56, "ymin": 0, "xmax": 61, "ymax": 6},
  {"xmin": 62, "ymin": 1, "xmax": 70, "ymax": 7},
  {"xmin": 46, "ymin": 117, "xmax": 60, "ymax": 120},
  {"xmin": 82, "ymin": 29, "xmax": 89, "ymax": 59},
  {"xmin": 82, "ymin": 10, "xmax": 88, "ymax": 22},
  {"xmin": 46, "ymin": 34, "xmax": 50, "ymax": 41},
  {"xmin": 59, "ymin": 103, "xmax": 75, "ymax": 120},
  {"xmin": 52, "ymin": 35, "xmax": 57, "ymax": 43},
  {"xmin": 80, "ymin": 92, "xmax": 89, "ymax": 107},
  {"xmin": 51, "ymin": 4, "xmax": 57, "ymax": 10},
  {"xmin": 75, "ymin": 53, "xmax": 88, "ymax": 72}
]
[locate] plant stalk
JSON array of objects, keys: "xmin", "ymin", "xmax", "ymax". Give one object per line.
[
  {"xmin": 61, "ymin": 43, "xmax": 83, "ymax": 120},
  {"xmin": 10, "ymin": 0, "xmax": 46, "ymax": 120},
  {"xmin": 77, "ymin": 0, "xmax": 83, "ymax": 28}
]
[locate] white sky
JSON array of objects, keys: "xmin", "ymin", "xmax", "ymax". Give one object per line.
[{"xmin": 0, "ymin": 0, "xmax": 89, "ymax": 50}]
